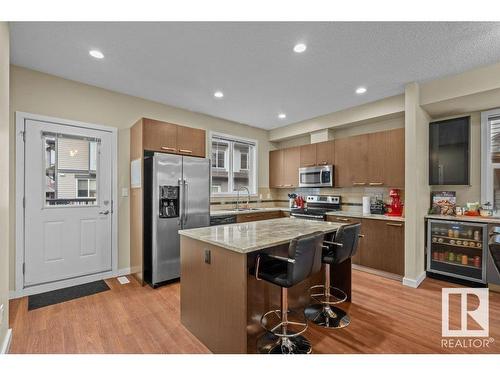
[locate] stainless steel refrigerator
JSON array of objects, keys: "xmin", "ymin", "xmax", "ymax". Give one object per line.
[{"xmin": 143, "ymin": 152, "xmax": 210, "ymax": 287}]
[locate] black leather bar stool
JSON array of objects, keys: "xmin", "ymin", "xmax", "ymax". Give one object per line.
[
  {"xmin": 305, "ymin": 223, "xmax": 361, "ymax": 329},
  {"xmin": 255, "ymin": 231, "xmax": 324, "ymax": 354}
]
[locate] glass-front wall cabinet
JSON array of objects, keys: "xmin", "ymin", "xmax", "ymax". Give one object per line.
[{"xmin": 427, "ymin": 220, "xmax": 487, "ymax": 283}]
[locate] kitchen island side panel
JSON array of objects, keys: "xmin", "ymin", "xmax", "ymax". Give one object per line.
[{"xmin": 180, "ymin": 236, "xmax": 248, "ymax": 354}]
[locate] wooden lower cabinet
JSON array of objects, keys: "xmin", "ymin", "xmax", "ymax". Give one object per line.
[
  {"xmin": 236, "ymin": 210, "xmax": 282, "ymax": 223},
  {"xmin": 326, "ymin": 216, "xmax": 404, "ymax": 276},
  {"xmin": 359, "ymin": 219, "xmax": 404, "ymax": 276}
]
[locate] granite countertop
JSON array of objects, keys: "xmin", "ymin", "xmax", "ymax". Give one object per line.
[
  {"xmin": 425, "ymin": 214, "xmax": 500, "ymax": 224},
  {"xmin": 210, "ymin": 207, "xmax": 290, "ymax": 217},
  {"xmin": 179, "ymin": 217, "xmax": 344, "ymax": 253},
  {"xmin": 325, "ymin": 210, "xmax": 405, "ymax": 222}
]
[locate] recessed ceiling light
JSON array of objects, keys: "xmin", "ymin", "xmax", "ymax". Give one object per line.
[
  {"xmin": 293, "ymin": 43, "xmax": 307, "ymax": 53},
  {"xmin": 89, "ymin": 49, "xmax": 104, "ymax": 59},
  {"xmin": 356, "ymin": 87, "xmax": 367, "ymax": 94},
  {"xmin": 278, "ymin": 113, "xmax": 287, "ymax": 119},
  {"xmin": 214, "ymin": 91, "xmax": 224, "ymax": 98}
]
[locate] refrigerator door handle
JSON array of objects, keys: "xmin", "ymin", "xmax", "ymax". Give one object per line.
[
  {"xmin": 178, "ymin": 178, "xmax": 183, "ymax": 226},
  {"xmin": 183, "ymin": 179, "xmax": 188, "ymax": 225}
]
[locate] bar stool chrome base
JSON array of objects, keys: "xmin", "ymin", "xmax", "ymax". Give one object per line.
[
  {"xmin": 305, "ymin": 263, "xmax": 350, "ymax": 329},
  {"xmin": 304, "ymin": 303, "xmax": 350, "ymax": 329},
  {"xmin": 258, "ymin": 286, "xmax": 312, "ymax": 354},
  {"xmin": 310, "ymin": 284, "xmax": 348, "ymax": 305},
  {"xmin": 260, "ymin": 309, "xmax": 308, "ymax": 337},
  {"xmin": 257, "ymin": 332, "xmax": 312, "ymax": 354}
]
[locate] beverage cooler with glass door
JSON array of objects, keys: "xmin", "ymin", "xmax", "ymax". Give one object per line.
[{"xmin": 427, "ymin": 219, "xmax": 487, "ymax": 283}]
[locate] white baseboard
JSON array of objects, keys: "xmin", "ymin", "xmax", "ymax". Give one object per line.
[
  {"xmin": 9, "ymin": 267, "xmax": 131, "ymax": 299},
  {"xmin": 402, "ymin": 271, "xmax": 427, "ymax": 288},
  {"xmin": 0, "ymin": 329, "xmax": 12, "ymax": 354},
  {"xmin": 115, "ymin": 267, "xmax": 131, "ymax": 277}
]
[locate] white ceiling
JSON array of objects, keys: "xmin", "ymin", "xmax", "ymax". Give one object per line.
[{"xmin": 9, "ymin": 22, "xmax": 500, "ymax": 129}]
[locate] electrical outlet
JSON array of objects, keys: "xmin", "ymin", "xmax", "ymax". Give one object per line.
[{"xmin": 121, "ymin": 188, "xmax": 129, "ymax": 197}]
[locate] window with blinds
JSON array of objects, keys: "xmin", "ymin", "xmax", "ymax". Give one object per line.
[{"xmin": 210, "ymin": 133, "xmax": 257, "ymax": 195}]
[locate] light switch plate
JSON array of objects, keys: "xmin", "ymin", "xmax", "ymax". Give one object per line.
[{"xmin": 121, "ymin": 188, "xmax": 129, "ymax": 197}]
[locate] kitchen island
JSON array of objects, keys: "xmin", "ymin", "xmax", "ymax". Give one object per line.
[{"xmin": 178, "ymin": 217, "xmax": 347, "ymax": 353}]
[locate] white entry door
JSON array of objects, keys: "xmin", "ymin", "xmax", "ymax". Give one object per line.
[{"xmin": 23, "ymin": 119, "xmax": 113, "ymax": 287}]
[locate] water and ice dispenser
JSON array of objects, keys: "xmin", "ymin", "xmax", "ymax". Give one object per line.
[{"xmin": 159, "ymin": 185, "xmax": 179, "ymax": 218}]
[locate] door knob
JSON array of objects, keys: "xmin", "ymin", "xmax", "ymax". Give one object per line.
[{"xmin": 99, "ymin": 210, "xmax": 110, "ymax": 215}]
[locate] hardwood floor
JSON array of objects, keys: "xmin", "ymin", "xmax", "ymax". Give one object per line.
[{"xmin": 9, "ymin": 270, "xmax": 500, "ymax": 354}]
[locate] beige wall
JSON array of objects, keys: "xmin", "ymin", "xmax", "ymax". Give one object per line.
[
  {"xmin": 269, "ymin": 94, "xmax": 404, "ymax": 142},
  {"xmin": 404, "ymin": 82, "xmax": 431, "ymax": 284},
  {"xmin": 275, "ymin": 116, "xmax": 405, "ymax": 149},
  {"xmin": 0, "ymin": 22, "xmax": 10, "ymax": 349},
  {"xmin": 421, "ymin": 61, "xmax": 500, "ymax": 106},
  {"xmin": 429, "ymin": 112, "xmax": 481, "ymax": 205},
  {"xmin": 9, "ymin": 65, "xmax": 271, "ymax": 289}
]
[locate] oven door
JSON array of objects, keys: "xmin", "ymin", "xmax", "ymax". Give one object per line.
[{"xmin": 299, "ymin": 165, "xmax": 333, "ymax": 187}]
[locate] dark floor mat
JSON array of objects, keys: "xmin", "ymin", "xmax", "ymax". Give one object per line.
[{"xmin": 28, "ymin": 280, "xmax": 110, "ymax": 310}]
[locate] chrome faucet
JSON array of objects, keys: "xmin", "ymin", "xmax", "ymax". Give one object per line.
[{"xmin": 236, "ymin": 186, "xmax": 250, "ymax": 210}]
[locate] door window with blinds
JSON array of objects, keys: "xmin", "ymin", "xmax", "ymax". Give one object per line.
[
  {"xmin": 210, "ymin": 133, "xmax": 257, "ymax": 195},
  {"xmin": 42, "ymin": 132, "xmax": 100, "ymax": 206},
  {"xmin": 482, "ymin": 110, "xmax": 500, "ymax": 214}
]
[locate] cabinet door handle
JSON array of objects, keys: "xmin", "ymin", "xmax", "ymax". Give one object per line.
[
  {"xmin": 358, "ymin": 234, "xmax": 365, "ymax": 238},
  {"xmin": 335, "ymin": 218, "xmax": 351, "ymax": 222},
  {"xmin": 179, "ymin": 149, "xmax": 193, "ymax": 154},
  {"xmin": 369, "ymin": 182, "xmax": 384, "ymax": 186},
  {"xmin": 386, "ymin": 223, "xmax": 403, "ymax": 227},
  {"xmin": 161, "ymin": 146, "xmax": 177, "ymax": 152},
  {"xmin": 283, "ymin": 184, "xmax": 293, "ymax": 187},
  {"xmin": 352, "ymin": 182, "xmax": 366, "ymax": 186}
]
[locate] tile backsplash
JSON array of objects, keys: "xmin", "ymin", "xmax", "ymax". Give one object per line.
[{"xmin": 210, "ymin": 186, "xmax": 404, "ymax": 212}]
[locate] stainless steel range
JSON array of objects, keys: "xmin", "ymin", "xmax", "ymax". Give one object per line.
[{"xmin": 290, "ymin": 195, "xmax": 341, "ymax": 221}]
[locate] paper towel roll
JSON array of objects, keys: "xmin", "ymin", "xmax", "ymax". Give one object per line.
[{"xmin": 362, "ymin": 196, "xmax": 371, "ymax": 215}]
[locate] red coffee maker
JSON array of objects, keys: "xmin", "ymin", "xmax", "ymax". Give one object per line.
[{"xmin": 386, "ymin": 189, "xmax": 403, "ymax": 217}]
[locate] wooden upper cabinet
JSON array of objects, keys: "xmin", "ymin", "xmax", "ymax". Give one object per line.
[
  {"xmin": 368, "ymin": 131, "xmax": 387, "ymax": 186},
  {"xmin": 334, "ymin": 137, "xmax": 350, "ymax": 187},
  {"xmin": 177, "ymin": 125, "xmax": 206, "ymax": 157},
  {"xmin": 141, "ymin": 118, "xmax": 206, "ymax": 158},
  {"xmin": 299, "ymin": 144, "xmax": 317, "ymax": 167},
  {"xmin": 269, "ymin": 150, "xmax": 284, "ymax": 188},
  {"xmin": 143, "ymin": 118, "xmax": 177, "ymax": 153},
  {"xmin": 283, "ymin": 147, "xmax": 300, "ymax": 187},
  {"xmin": 385, "ymin": 128, "xmax": 405, "ymax": 188},
  {"xmin": 270, "ymin": 128, "xmax": 404, "ymax": 190},
  {"xmin": 315, "ymin": 141, "xmax": 334, "ymax": 166},
  {"xmin": 348, "ymin": 134, "xmax": 369, "ymax": 186}
]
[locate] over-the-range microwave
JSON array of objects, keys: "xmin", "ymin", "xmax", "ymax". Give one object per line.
[{"xmin": 299, "ymin": 165, "xmax": 334, "ymax": 188}]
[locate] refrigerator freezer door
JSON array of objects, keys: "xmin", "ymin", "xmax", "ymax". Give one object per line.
[
  {"xmin": 182, "ymin": 156, "xmax": 210, "ymax": 230},
  {"xmin": 153, "ymin": 153, "xmax": 182, "ymax": 284}
]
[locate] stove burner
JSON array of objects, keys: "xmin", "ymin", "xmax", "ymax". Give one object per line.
[{"xmin": 290, "ymin": 195, "xmax": 341, "ymax": 221}]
